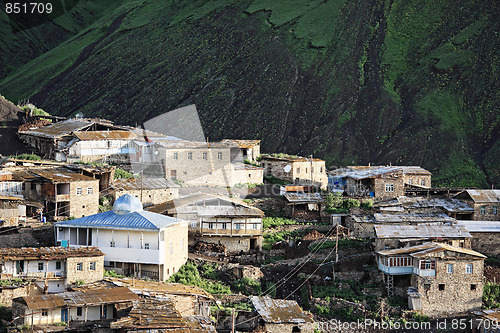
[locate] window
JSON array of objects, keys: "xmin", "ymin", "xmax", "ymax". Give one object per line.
[
  {"xmin": 480, "ymin": 206, "xmax": 486, "ymax": 214},
  {"xmin": 110, "ymin": 241, "xmax": 115, "ymax": 247},
  {"xmin": 42, "ymin": 310, "xmax": 48, "ymax": 316},
  {"xmin": 38, "ymin": 262, "xmax": 44, "ymax": 271},
  {"xmin": 385, "ymin": 184, "xmax": 394, "ymax": 192},
  {"xmin": 297, "ymin": 168, "xmax": 300, "ymax": 174},
  {"xmin": 208, "ymin": 223, "xmax": 215, "ymax": 229},
  {"xmin": 217, "ymin": 152, "xmax": 222, "ymax": 160},
  {"xmin": 76, "ymin": 263, "xmax": 83, "ymax": 271},
  {"xmin": 187, "ymin": 152, "xmax": 192, "ymax": 160},
  {"xmin": 252, "ymin": 223, "xmax": 259, "ymax": 230},
  {"xmin": 420, "ymin": 260, "xmax": 435, "ymax": 270},
  {"xmin": 170, "ymin": 170, "xmax": 177, "ymax": 179},
  {"xmin": 31, "ymin": 182, "xmax": 36, "ymax": 190},
  {"xmin": 222, "ymin": 223, "xmax": 228, "ymax": 229},
  {"xmin": 420, "ymin": 179, "xmax": 426, "ymax": 186},
  {"xmin": 386, "ymin": 257, "xmax": 412, "ymax": 267},
  {"xmin": 305, "ymin": 168, "xmax": 308, "ymax": 173},
  {"xmin": 447, "ymin": 264, "xmax": 453, "ymax": 274},
  {"xmin": 202, "ymin": 152, "xmax": 207, "ymax": 160},
  {"xmin": 144, "ymin": 243, "xmax": 150, "ymax": 249},
  {"xmin": 173, "ymin": 152, "xmax": 178, "ymax": 160},
  {"xmin": 438, "ymin": 284, "xmax": 445, "ymax": 291},
  {"xmin": 87, "ymin": 187, "xmax": 93, "ymax": 195},
  {"xmin": 494, "ymin": 207, "xmax": 498, "ymax": 215},
  {"xmin": 235, "ymin": 224, "xmax": 242, "ymax": 230},
  {"xmin": 408, "ymin": 179, "xmax": 413, "ymax": 185},
  {"xmin": 466, "ymin": 264, "xmax": 473, "ymax": 274},
  {"xmin": 76, "ymin": 187, "xmax": 82, "ymax": 195},
  {"xmin": 471, "ymin": 284, "xmax": 477, "ymax": 291},
  {"xmin": 190, "ymin": 220, "xmax": 197, "ymax": 228},
  {"xmin": 169, "ymin": 242, "xmax": 173, "ymax": 254},
  {"xmin": 77, "ymin": 307, "xmax": 83, "ymax": 316},
  {"xmin": 89, "ymin": 262, "xmax": 96, "ymax": 270},
  {"xmin": 320, "ymin": 167, "xmax": 323, "ymax": 173},
  {"xmin": 56, "ymin": 261, "xmax": 62, "ymax": 270}
]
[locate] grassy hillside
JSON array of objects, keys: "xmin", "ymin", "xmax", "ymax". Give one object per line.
[{"xmin": 0, "ymin": 0, "xmax": 498, "ymax": 187}]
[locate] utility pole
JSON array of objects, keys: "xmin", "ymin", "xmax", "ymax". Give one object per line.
[
  {"xmin": 231, "ymin": 309, "xmax": 236, "ymax": 333},
  {"xmin": 140, "ymin": 169, "xmax": 143, "ymax": 203},
  {"xmin": 309, "ymin": 155, "xmax": 313, "ymax": 186},
  {"xmin": 335, "ymin": 222, "xmax": 339, "ymax": 263}
]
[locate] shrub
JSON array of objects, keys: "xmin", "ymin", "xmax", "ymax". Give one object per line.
[
  {"xmin": 104, "ymin": 270, "xmax": 125, "ymax": 278},
  {"xmin": 231, "ymin": 277, "xmax": 262, "ymax": 295},
  {"xmin": 263, "ymin": 217, "xmax": 297, "ymax": 229},
  {"xmin": 114, "ymin": 168, "xmax": 134, "ymax": 179},
  {"xmin": 168, "ymin": 262, "xmax": 231, "ymax": 294},
  {"xmin": 361, "ymin": 199, "xmax": 373, "ymax": 209},
  {"xmin": 9, "ymin": 153, "xmax": 41, "ymax": 161},
  {"xmin": 483, "ymin": 282, "xmax": 500, "ymax": 309}
]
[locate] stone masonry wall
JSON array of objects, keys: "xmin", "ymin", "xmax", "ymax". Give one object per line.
[
  {"xmin": 470, "ymin": 232, "xmax": 500, "ymax": 257},
  {"xmin": 66, "ymin": 255, "xmax": 104, "ymax": 284},
  {"xmin": 473, "ymin": 203, "xmax": 499, "ymax": 221},
  {"xmin": 114, "ymin": 187, "xmax": 179, "ymax": 207},
  {"xmin": 69, "ymin": 180, "xmax": 99, "ymax": 218}
]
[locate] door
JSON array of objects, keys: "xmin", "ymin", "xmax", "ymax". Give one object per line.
[
  {"xmin": 101, "ymin": 305, "xmax": 107, "ymax": 319},
  {"xmin": 16, "ymin": 261, "xmax": 24, "ymax": 275},
  {"xmin": 61, "ymin": 308, "xmax": 68, "ymax": 322}
]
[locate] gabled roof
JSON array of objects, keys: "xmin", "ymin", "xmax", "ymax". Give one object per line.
[
  {"xmin": 455, "ymin": 190, "xmax": 500, "ymax": 203},
  {"xmin": 30, "ymin": 167, "xmax": 97, "ymax": 183},
  {"xmin": 73, "ymin": 130, "xmax": 136, "ymax": 141},
  {"xmin": 373, "ymin": 213, "xmax": 455, "ymax": 223},
  {"xmin": 17, "ymin": 287, "xmax": 139, "ymax": 310},
  {"xmin": 329, "ymin": 166, "xmax": 431, "ymax": 179},
  {"xmin": 146, "ymin": 193, "xmax": 264, "ymax": 217},
  {"xmin": 250, "ymin": 296, "xmax": 314, "ymax": 324},
  {"xmin": 374, "ymin": 224, "xmax": 471, "ymax": 239},
  {"xmin": 284, "ymin": 192, "xmax": 324, "ymax": 204},
  {"xmin": 377, "ymin": 242, "xmax": 486, "ymax": 258},
  {"xmin": 260, "ymin": 154, "xmax": 323, "ymax": 162},
  {"xmin": 18, "ymin": 119, "xmax": 94, "ymax": 138},
  {"xmin": 55, "ymin": 209, "xmax": 185, "ymax": 231},
  {"xmin": 220, "ymin": 139, "xmax": 260, "ymax": 148},
  {"xmin": 374, "ymin": 196, "xmax": 474, "ymax": 213}
]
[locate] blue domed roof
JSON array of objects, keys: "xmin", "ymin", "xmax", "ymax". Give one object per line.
[{"xmin": 113, "ymin": 194, "xmax": 143, "ymax": 214}]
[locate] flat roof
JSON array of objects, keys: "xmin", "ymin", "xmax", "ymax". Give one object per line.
[
  {"xmin": 260, "ymin": 155, "xmax": 324, "ymax": 162},
  {"xmin": 220, "ymin": 139, "xmax": 261, "ymax": 148},
  {"xmin": 456, "ymin": 220, "xmax": 500, "ymax": 233},
  {"xmin": 30, "ymin": 167, "xmax": 97, "ymax": 183},
  {"xmin": 74, "ymin": 130, "xmax": 137, "ymax": 141},
  {"xmin": 284, "ymin": 192, "xmax": 324, "ymax": 204},
  {"xmin": 0, "ymin": 247, "xmax": 104, "ymax": 260},
  {"xmin": 18, "ymin": 119, "xmax": 94, "ymax": 139},
  {"xmin": 113, "ymin": 178, "xmax": 179, "ymax": 191},
  {"xmin": 374, "ymin": 196, "xmax": 474, "ymax": 213},
  {"xmin": 250, "ymin": 296, "xmax": 314, "ymax": 324}
]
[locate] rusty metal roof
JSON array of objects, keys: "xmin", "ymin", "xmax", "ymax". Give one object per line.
[
  {"xmin": 106, "ymin": 277, "xmax": 214, "ymax": 300},
  {"xmin": 377, "ymin": 242, "xmax": 486, "ymax": 258},
  {"xmin": 220, "ymin": 139, "xmax": 260, "ymax": 148},
  {"xmin": 110, "ymin": 298, "xmax": 189, "ymax": 330},
  {"xmin": 374, "ymin": 225, "xmax": 471, "ymax": 239},
  {"xmin": 284, "ymin": 192, "xmax": 324, "ymax": 204},
  {"xmin": 146, "ymin": 193, "xmax": 264, "ymax": 217},
  {"xmin": 373, "ymin": 213, "xmax": 455, "ymax": 223},
  {"xmin": 30, "ymin": 167, "xmax": 97, "ymax": 183},
  {"xmin": 374, "ymin": 196, "xmax": 474, "ymax": 213},
  {"xmin": 232, "ymin": 163, "xmax": 263, "ymax": 171},
  {"xmin": 260, "ymin": 155, "xmax": 324, "ymax": 162},
  {"xmin": 250, "ymin": 296, "xmax": 314, "ymax": 324},
  {"xmin": 473, "ymin": 309, "xmax": 500, "ymax": 322},
  {"xmin": 113, "ymin": 178, "xmax": 179, "ymax": 191},
  {"xmin": 458, "ymin": 190, "xmax": 500, "ymax": 203},
  {"xmin": 18, "ymin": 119, "xmax": 94, "ymax": 138},
  {"xmin": 456, "ymin": 220, "xmax": 500, "ymax": 233},
  {"xmin": 0, "ymin": 247, "xmax": 104, "ymax": 260},
  {"xmin": 19, "ymin": 287, "xmax": 139, "ymax": 310},
  {"xmin": 74, "ymin": 130, "xmax": 137, "ymax": 141}
]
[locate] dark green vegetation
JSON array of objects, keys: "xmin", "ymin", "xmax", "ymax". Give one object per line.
[
  {"xmin": 0, "ymin": 0, "xmax": 498, "ymax": 187},
  {"xmin": 168, "ymin": 261, "xmax": 231, "ymax": 294},
  {"xmin": 483, "ymin": 282, "xmax": 500, "ymax": 309}
]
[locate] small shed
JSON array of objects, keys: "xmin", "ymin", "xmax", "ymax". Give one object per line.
[{"xmin": 284, "ymin": 192, "xmax": 324, "ymax": 220}]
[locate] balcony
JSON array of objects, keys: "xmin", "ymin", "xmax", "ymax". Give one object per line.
[
  {"xmin": 199, "ymin": 228, "xmax": 262, "ymax": 237},
  {"xmin": 378, "ymin": 263, "xmax": 413, "ymax": 276},
  {"xmin": 43, "ymin": 194, "xmax": 70, "ymax": 202},
  {"xmin": 414, "ymin": 268, "xmax": 436, "ymax": 277},
  {"xmin": 1, "ymin": 271, "xmax": 66, "ymax": 279}
]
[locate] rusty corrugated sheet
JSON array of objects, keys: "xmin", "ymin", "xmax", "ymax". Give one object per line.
[
  {"xmin": 220, "ymin": 139, "xmax": 260, "ymax": 148},
  {"xmin": 30, "ymin": 167, "xmax": 97, "ymax": 182},
  {"xmin": 74, "ymin": 130, "xmax": 136, "ymax": 141},
  {"xmin": 113, "ymin": 178, "xmax": 179, "ymax": 191},
  {"xmin": 463, "ymin": 190, "xmax": 500, "ymax": 203},
  {"xmin": 18, "ymin": 120, "xmax": 93, "ymax": 138},
  {"xmin": 377, "ymin": 242, "xmax": 486, "ymax": 259},
  {"xmin": 284, "ymin": 192, "xmax": 324, "ymax": 204}
]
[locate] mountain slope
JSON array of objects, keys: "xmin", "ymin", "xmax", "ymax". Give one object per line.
[{"xmin": 0, "ymin": 0, "xmax": 498, "ymax": 187}]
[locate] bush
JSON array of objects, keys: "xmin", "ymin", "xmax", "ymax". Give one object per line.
[
  {"xmin": 168, "ymin": 262, "xmax": 231, "ymax": 294},
  {"xmin": 361, "ymin": 200, "xmax": 373, "ymax": 209},
  {"xmin": 231, "ymin": 277, "xmax": 262, "ymax": 295},
  {"xmin": 103, "ymin": 270, "xmax": 125, "ymax": 278},
  {"xmin": 483, "ymin": 282, "xmax": 500, "ymax": 309},
  {"xmin": 114, "ymin": 168, "xmax": 134, "ymax": 179},
  {"xmin": 263, "ymin": 217, "xmax": 297, "ymax": 229},
  {"xmin": 9, "ymin": 153, "xmax": 41, "ymax": 161}
]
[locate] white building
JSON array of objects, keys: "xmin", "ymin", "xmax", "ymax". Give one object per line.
[{"xmin": 54, "ymin": 194, "xmax": 188, "ymax": 281}]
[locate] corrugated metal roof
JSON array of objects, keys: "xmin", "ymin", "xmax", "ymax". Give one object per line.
[
  {"xmin": 330, "ymin": 166, "xmax": 431, "ymax": 179},
  {"xmin": 18, "ymin": 119, "xmax": 93, "ymax": 138},
  {"xmin": 113, "ymin": 178, "xmax": 179, "ymax": 191},
  {"xmin": 373, "ymin": 213, "xmax": 455, "ymax": 223},
  {"xmin": 232, "ymin": 163, "xmax": 263, "ymax": 170},
  {"xmin": 146, "ymin": 193, "xmax": 264, "ymax": 217},
  {"xmin": 374, "ymin": 225, "xmax": 471, "ymax": 239},
  {"xmin": 55, "ymin": 210, "xmax": 185, "ymax": 231},
  {"xmin": 456, "ymin": 220, "xmax": 500, "ymax": 233},
  {"xmin": 374, "ymin": 196, "xmax": 474, "ymax": 213},
  {"xmin": 461, "ymin": 190, "xmax": 500, "ymax": 203},
  {"xmin": 377, "ymin": 242, "xmax": 486, "ymax": 258},
  {"xmin": 0, "ymin": 247, "xmax": 104, "ymax": 260},
  {"xmin": 30, "ymin": 167, "xmax": 97, "ymax": 182},
  {"xmin": 110, "ymin": 298, "xmax": 189, "ymax": 330},
  {"xmin": 284, "ymin": 192, "xmax": 324, "ymax": 204},
  {"xmin": 473, "ymin": 309, "xmax": 500, "ymax": 322},
  {"xmin": 250, "ymin": 296, "xmax": 314, "ymax": 324},
  {"xmin": 20, "ymin": 287, "xmax": 139, "ymax": 310},
  {"xmin": 260, "ymin": 155, "xmax": 323, "ymax": 162},
  {"xmin": 74, "ymin": 130, "xmax": 136, "ymax": 141},
  {"xmin": 220, "ymin": 139, "xmax": 261, "ymax": 148},
  {"xmin": 106, "ymin": 277, "xmax": 214, "ymax": 299}
]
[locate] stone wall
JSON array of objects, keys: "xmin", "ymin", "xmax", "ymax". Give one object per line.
[
  {"xmin": 66, "ymin": 255, "xmax": 104, "ymax": 284},
  {"xmin": 472, "ymin": 202, "xmax": 499, "ymax": 221},
  {"xmin": 113, "ymin": 187, "xmax": 179, "ymax": 207},
  {"xmin": 404, "ymin": 174, "xmax": 431, "ymax": 187},
  {"xmin": 0, "ymin": 284, "xmax": 39, "ymax": 307},
  {"xmin": 162, "ymin": 222, "xmax": 189, "ymax": 280},
  {"xmin": 69, "ymin": 179, "xmax": 99, "ymax": 218},
  {"xmin": 411, "ymin": 258, "xmax": 484, "ymax": 317},
  {"xmin": 470, "ymin": 232, "xmax": 500, "ymax": 257},
  {"xmin": 266, "ymin": 322, "xmax": 314, "ymax": 333},
  {"xmin": 373, "ymin": 177, "xmax": 405, "ymax": 201},
  {"xmin": 261, "ymin": 158, "xmax": 328, "ymax": 189}
]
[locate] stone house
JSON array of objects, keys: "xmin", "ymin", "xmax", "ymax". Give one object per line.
[
  {"xmin": 17, "ymin": 118, "xmax": 122, "ymax": 161},
  {"xmin": 147, "ymin": 193, "xmax": 264, "ymax": 253},
  {"xmin": 456, "ymin": 220, "xmax": 500, "ymax": 257},
  {"xmin": 0, "ymin": 247, "xmax": 104, "ymax": 293},
  {"xmin": 12, "ymin": 286, "xmax": 139, "ymax": 326},
  {"xmin": 346, "ymin": 212, "xmax": 456, "ymax": 238},
  {"xmin": 377, "ymin": 242, "xmax": 486, "ymax": 317},
  {"xmin": 110, "ymin": 177, "xmax": 179, "ymax": 208},
  {"xmin": 260, "ymin": 154, "xmax": 328, "ymax": 190},
  {"xmin": 55, "ymin": 194, "xmax": 189, "ymax": 281},
  {"xmin": 0, "ymin": 196, "xmax": 28, "ymax": 226},
  {"xmin": 398, "ymin": 166, "xmax": 432, "ymax": 188},
  {"xmin": 220, "ymin": 139, "xmax": 261, "ymax": 162},
  {"xmin": 27, "ymin": 167, "xmax": 100, "ymax": 219},
  {"xmin": 241, "ymin": 296, "xmax": 314, "ymax": 333},
  {"xmin": 454, "ymin": 189, "xmax": 500, "ymax": 221},
  {"xmin": 373, "ymin": 224, "xmax": 472, "ymax": 251},
  {"xmin": 106, "ymin": 277, "xmax": 214, "ymax": 317},
  {"xmin": 283, "ymin": 192, "xmax": 324, "ymax": 220}
]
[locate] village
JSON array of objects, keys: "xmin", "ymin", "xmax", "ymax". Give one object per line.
[{"xmin": 0, "ymin": 107, "xmax": 499, "ymax": 333}]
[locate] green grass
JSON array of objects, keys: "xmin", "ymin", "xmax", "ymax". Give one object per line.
[
  {"xmin": 415, "ymin": 90, "xmax": 464, "ymax": 132},
  {"xmin": 168, "ymin": 261, "xmax": 231, "ymax": 295}
]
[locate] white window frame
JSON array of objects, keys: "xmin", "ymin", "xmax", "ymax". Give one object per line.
[
  {"xmin": 187, "ymin": 152, "xmax": 192, "ymax": 160},
  {"xmin": 76, "ymin": 187, "xmax": 82, "ymax": 195},
  {"xmin": 385, "ymin": 184, "xmax": 394, "ymax": 192},
  {"xmin": 466, "ymin": 264, "xmax": 473, "ymax": 274},
  {"xmin": 217, "ymin": 152, "xmax": 222, "ymax": 160},
  {"xmin": 87, "ymin": 187, "xmax": 93, "ymax": 195},
  {"xmin": 202, "ymin": 152, "xmax": 207, "ymax": 160},
  {"xmin": 173, "ymin": 152, "xmax": 178, "ymax": 160},
  {"xmin": 89, "ymin": 262, "xmax": 96, "ymax": 270},
  {"xmin": 447, "ymin": 264, "xmax": 453, "ymax": 274}
]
